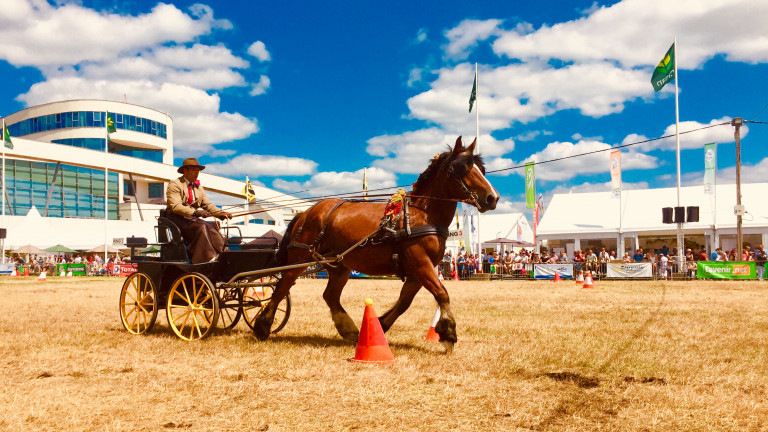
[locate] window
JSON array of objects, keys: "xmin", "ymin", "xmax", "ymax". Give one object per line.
[
  {"xmin": 124, "ymin": 180, "xmax": 136, "ymax": 196},
  {"xmin": 148, "ymin": 182, "xmax": 164, "ymax": 199}
]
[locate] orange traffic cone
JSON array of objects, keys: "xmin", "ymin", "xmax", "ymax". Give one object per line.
[
  {"xmin": 23, "ymin": 268, "xmax": 29, "ymax": 277},
  {"xmin": 452, "ymin": 269, "xmax": 459, "ymax": 281},
  {"xmin": 553, "ymin": 271, "xmax": 561, "ymax": 283},
  {"xmin": 583, "ymin": 271, "xmax": 595, "ymax": 289},
  {"xmin": 576, "ymin": 270, "xmax": 584, "ymax": 284},
  {"xmin": 438, "ymin": 271, "xmax": 444, "ymax": 281},
  {"xmin": 349, "ymin": 298, "xmax": 397, "ymax": 364},
  {"xmin": 423, "ymin": 307, "xmax": 441, "ymax": 342},
  {"xmin": 38, "ymin": 271, "xmax": 47, "ymax": 282}
]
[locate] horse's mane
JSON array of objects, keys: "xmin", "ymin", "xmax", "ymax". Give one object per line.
[{"xmin": 412, "ymin": 148, "xmax": 484, "ymax": 194}]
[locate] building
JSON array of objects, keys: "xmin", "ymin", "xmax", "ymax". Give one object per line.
[
  {"xmin": 1, "ymin": 99, "xmax": 306, "ymax": 255},
  {"xmin": 536, "ymin": 183, "xmax": 768, "ymax": 257}
]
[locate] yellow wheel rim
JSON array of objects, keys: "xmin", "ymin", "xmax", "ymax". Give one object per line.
[
  {"xmin": 167, "ymin": 273, "xmax": 218, "ymax": 341},
  {"xmin": 120, "ymin": 272, "xmax": 157, "ymax": 335},
  {"xmin": 242, "ymin": 277, "xmax": 290, "ymax": 334}
]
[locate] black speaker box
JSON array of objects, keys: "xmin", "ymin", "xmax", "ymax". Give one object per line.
[
  {"xmin": 687, "ymin": 206, "xmax": 699, "ymax": 223},
  {"xmin": 674, "ymin": 206, "xmax": 685, "ymax": 223},
  {"xmin": 662, "ymin": 207, "xmax": 673, "ymax": 224}
]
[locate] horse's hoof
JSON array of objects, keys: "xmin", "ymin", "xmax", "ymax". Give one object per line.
[
  {"xmin": 440, "ymin": 340, "xmax": 455, "ymax": 354},
  {"xmin": 340, "ymin": 330, "xmax": 359, "ymax": 342},
  {"xmin": 252, "ymin": 321, "xmax": 271, "ymax": 341}
]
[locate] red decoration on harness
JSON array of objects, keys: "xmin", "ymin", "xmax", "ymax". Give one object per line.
[{"xmin": 383, "ymin": 189, "xmax": 406, "ymax": 217}]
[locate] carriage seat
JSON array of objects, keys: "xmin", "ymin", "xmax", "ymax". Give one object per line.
[
  {"xmin": 225, "ymin": 236, "xmax": 279, "ymax": 251},
  {"xmin": 157, "ymin": 210, "xmax": 189, "ymax": 262}
]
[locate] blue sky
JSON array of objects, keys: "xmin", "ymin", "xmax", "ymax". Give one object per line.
[{"xmin": 1, "ymin": 0, "xmax": 768, "ymax": 213}]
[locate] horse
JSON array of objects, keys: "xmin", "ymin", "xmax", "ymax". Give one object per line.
[{"xmin": 252, "ymin": 136, "xmax": 499, "ymax": 351}]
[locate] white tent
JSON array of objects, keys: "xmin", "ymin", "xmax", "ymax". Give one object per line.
[
  {"xmin": 536, "ymin": 183, "xmax": 768, "ymax": 255},
  {"xmin": 478, "ymin": 212, "xmax": 534, "ymax": 250}
]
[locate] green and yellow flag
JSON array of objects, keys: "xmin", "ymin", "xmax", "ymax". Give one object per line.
[
  {"xmin": 2, "ymin": 119, "xmax": 12, "ymax": 149},
  {"xmin": 106, "ymin": 111, "xmax": 116, "ymax": 142},
  {"xmin": 242, "ymin": 176, "xmax": 256, "ymax": 202},
  {"xmin": 651, "ymin": 42, "xmax": 676, "ymax": 92}
]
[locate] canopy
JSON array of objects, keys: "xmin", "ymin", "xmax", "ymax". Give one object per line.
[
  {"xmin": 45, "ymin": 244, "xmax": 78, "ymax": 253},
  {"xmin": 138, "ymin": 245, "xmax": 161, "ymax": 254},
  {"xmin": 483, "ymin": 238, "xmax": 534, "ymax": 247},
  {"xmin": 261, "ymin": 229, "xmax": 284, "ymax": 241},
  {"xmin": 86, "ymin": 244, "xmax": 122, "ymax": 254},
  {"xmin": 12, "ymin": 244, "xmax": 45, "ymax": 254}
]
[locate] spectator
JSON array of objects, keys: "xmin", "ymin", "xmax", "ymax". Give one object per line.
[
  {"xmin": 622, "ymin": 252, "xmax": 633, "ymax": 263},
  {"xmin": 755, "ymin": 245, "xmax": 766, "ymax": 281},
  {"xmin": 659, "ymin": 253, "xmax": 669, "ymax": 280},
  {"xmin": 634, "ymin": 248, "xmax": 644, "ymax": 263}
]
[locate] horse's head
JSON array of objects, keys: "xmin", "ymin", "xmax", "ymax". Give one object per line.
[
  {"xmin": 414, "ymin": 137, "xmax": 499, "ymax": 212},
  {"xmin": 447, "ymin": 137, "xmax": 499, "ymax": 212}
]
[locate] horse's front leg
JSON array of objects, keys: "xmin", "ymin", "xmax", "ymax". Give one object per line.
[
  {"xmin": 413, "ymin": 266, "xmax": 457, "ymax": 353},
  {"xmin": 322, "ymin": 266, "xmax": 357, "ymax": 341},
  {"xmin": 252, "ymin": 267, "xmax": 304, "ymax": 341},
  {"xmin": 378, "ymin": 278, "xmax": 423, "ymax": 333}
]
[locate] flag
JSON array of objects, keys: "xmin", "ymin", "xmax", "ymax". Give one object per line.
[
  {"xmin": 242, "ymin": 176, "xmax": 256, "ymax": 202},
  {"xmin": 462, "ymin": 207, "xmax": 472, "ymax": 254},
  {"xmin": 468, "ymin": 72, "xmax": 477, "ymax": 112},
  {"xmin": 2, "ymin": 119, "xmax": 12, "ymax": 149},
  {"xmin": 525, "ymin": 161, "xmax": 535, "ymax": 209},
  {"xmin": 651, "ymin": 42, "xmax": 675, "ymax": 92},
  {"xmin": 106, "ymin": 111, "xmax": 117, "ymax": 142},
  {"xmin": 610, "ymin": 150, "xmax": 621, "ymax": 198},
  {"xmin": 362, "ymin": 166, "xmax": 368, "ymax": 200},
  {"xmin": 704, "ymin": 142, "xmax": 717, "ymax": 194}
]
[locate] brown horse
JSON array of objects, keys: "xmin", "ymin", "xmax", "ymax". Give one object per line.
[{"xmin": 252, "ymin": 137, "xmax": 499, "ymax": 351}]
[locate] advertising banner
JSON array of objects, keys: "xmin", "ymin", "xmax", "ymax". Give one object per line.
[
  {"xmin": 606, "ymin": 262, "xmax": 652, "ymax": 278},
  {"xmin": 533, "ymin": 264, "xmax": 573, "ymax": 279},
  {"xmin": 111, "ymin": 263, "xmax": 137, "ymax": 277},
  {"xmin": 56, "ymin": 263, "xmax": 88, "ymax": 276},
  {"xmin": 696, "ymin": 261, "xmax": 755, "ymax": 279}
]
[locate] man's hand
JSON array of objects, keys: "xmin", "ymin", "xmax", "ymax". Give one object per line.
[
  {"xmin": 193, "ymin": 208, "xmax": 210, "ymax": 218},
  {"xmin": 216, "ymin": 211, "xmax": 232, "ymax": 220}
]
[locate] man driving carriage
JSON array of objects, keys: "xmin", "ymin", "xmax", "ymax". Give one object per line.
[{"xmin": 166, "ymin": 158, "xmax": 232, "ymax": 264}]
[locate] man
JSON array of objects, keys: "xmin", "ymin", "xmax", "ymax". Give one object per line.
[{"xmin": 166, "ymin": 158, "xmax": 232, "ymax": 264}]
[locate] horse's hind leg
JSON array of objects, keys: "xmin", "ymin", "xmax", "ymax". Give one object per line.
[
  {"xmin": 322, "ymin": 266, "xmax": 357, "ymax": 341},
  {"xmin": 252, "ymin": 267, "xmax": 304, "ymax": 341},
  {"xmin": 379, "ymin": 278, "xmax": 422, "ymax": 333}
]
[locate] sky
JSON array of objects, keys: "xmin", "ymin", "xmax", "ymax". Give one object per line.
[{"xmin": 1, "ymin": 0, "xmax": 768, "ymax": 213}]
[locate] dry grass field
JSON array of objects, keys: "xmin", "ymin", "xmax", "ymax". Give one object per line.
[{"xmin": 1, "ymin": 276, "xmax": 767, "ymax": 431}]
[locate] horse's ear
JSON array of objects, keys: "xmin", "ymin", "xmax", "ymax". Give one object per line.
[
  {"xmin": 452, "ymin": 136, "xmax": 464, "ymax": 155},
  {"xmin": 466, "ymin": 138, "xmax": 476, "ymax": 154}
]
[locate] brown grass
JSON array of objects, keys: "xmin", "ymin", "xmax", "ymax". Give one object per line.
[{"xmin": 0, "ymin": 277, "xmax": 766, "ymax": 431}]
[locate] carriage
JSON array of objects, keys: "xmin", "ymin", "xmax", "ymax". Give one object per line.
[{"xmin": 118, "ymin": 211, "xmax": 293, "ymax": 341}]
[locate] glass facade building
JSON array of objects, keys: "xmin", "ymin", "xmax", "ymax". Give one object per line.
[
  {"xmin": 7, "ymin": 111, "xmax": 167, "ymax": 139},
  {"xmin": 3, "ymin": 160, "xmax": 118, "ymax": 219}
]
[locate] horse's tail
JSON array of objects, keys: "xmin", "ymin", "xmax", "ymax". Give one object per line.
[{"xmin": 272, "ymin": 212, "xmax": 302, "ymax": 267}]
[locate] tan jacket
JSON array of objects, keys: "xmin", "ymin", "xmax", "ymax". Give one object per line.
[{"xmin": 166, "ymin": 176, "xmax": 220, "ymax": 218}]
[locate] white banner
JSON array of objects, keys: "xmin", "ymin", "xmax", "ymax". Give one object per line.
[
  {"xmin": 534, "ymin": 264, "xmax": 574, "ymax": 279},
  {"xmin": 606, "ymin": 262, "xmax": 652, "ymax": 278}
]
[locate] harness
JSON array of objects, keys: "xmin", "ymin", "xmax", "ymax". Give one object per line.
[{"xmin": 287, "ymin": 197, "xmax": 449, "ymax": 280}]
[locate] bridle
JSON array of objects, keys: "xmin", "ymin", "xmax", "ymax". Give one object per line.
[{"xmin": 448, "ymin": 163, "xmax": 481, "ymax": 208}]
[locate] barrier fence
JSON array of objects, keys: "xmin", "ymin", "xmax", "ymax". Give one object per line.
[{"xmin": 439, "ymin": 260, "xmax": 766, "ymax": 281}]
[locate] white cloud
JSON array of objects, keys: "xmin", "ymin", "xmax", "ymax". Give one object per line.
[
  {"xmin": 443, "ymin": 19, "xmax": 503, "ymax": 60},
  {"xmin": 414, "ymin": 28, "xmax": 428, "ymax": 44},
  {"xmin": 247, "ymin": 41, "xmax": 271, "ymax": 62},
  {"xmin": 367, "ymin": 128, "xmax": 514, "ymax": 174},
  {"xmin": 0, "ymin": 2, "xmax": 230, "ymax": 67},
  {"xmin": 487, "ymin": 139, "xmax": 657, "ymax": 182},
  {"xmin": 491, "ymin": 0, "xmax": 768, "ymax": 68},
  {"xmin": 250, "ymin": 75, "xmax": 271, "ymax": 96},
  {"xmin": 206, "ymin": 154, "xmax": 317, "ymax": 178},
  {"xmin": 272, "ymin": 167, "xmax": 398, "ymax": 197},
  {"xmin": 3, "ymin": 1, "xmax": 262, "ymax": 157},
  {"xmin": 625, "ymin": 117, "xmax": 742, "ymax": 152},
  {"xmin": 407, "ymin": 61, "xmax": 652, "ymax": 132},
  {"xmin": 407, "ymin": 68, "xmax": 424, "ymax": 87}
]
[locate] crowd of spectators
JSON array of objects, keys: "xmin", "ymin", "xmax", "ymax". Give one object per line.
[
  {"xmin": 10, "ymin": 253, "xmax": 127, "ymax": 276},
  {"xmin": 440, "ymin": 244, "xmax": 768, "ymax": 280}
]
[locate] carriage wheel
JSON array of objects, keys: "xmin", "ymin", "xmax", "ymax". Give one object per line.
[
  {"xmin": 242, "ymin": 276, "xmax": 291, "ymax": 334},
  {"xmin": 166, "ymin": 272, "xmax": 219, "ymax": 341},
  {"xmin": 216, "ymin": 285, "xmax": 242, "ymax": 330},
  {"xmin": 119, "ymin": 272, "xmax": 158, "ymax": 335}
]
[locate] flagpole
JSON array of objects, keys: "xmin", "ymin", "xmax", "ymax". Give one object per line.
[
  {"xmin": 673, "ymin": 37, "xmax": 684, "ymax": 266},
  {"xmin": 475, "ymin": 62, "xmax": 481, "ymax": 258},
  {"xmin": 1, "ymin": 120, "xmax": 5, "ymax": 264},
  {"xmin": 104, "ymin": 110, "xmax": 109, "ymax": 263}
]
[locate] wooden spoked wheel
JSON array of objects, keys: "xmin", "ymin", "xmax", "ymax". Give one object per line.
[
  {"xmin": 119, "ymin": 272, "xmax": 158, "ymax": 335},
  {"xmin": 217, "ymin": 285, "xmax": 242, "ymax": 330},
  {"xmin": 242, "ymin": 276, "xmax": 291, "ymax": 334},
  {"xmin": 166, "ymin": 272, "xmax": 219, "ymax": 341}
]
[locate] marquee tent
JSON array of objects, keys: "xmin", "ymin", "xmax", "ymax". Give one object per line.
[{"xmin": 536, "ymin": 183, "xmax": 768, "ymax": 255}]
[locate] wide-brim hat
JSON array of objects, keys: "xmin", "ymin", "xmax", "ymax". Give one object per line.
[{"xmin": 177, "ymin": 158, "xmax": 206, "ymax": 173}]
